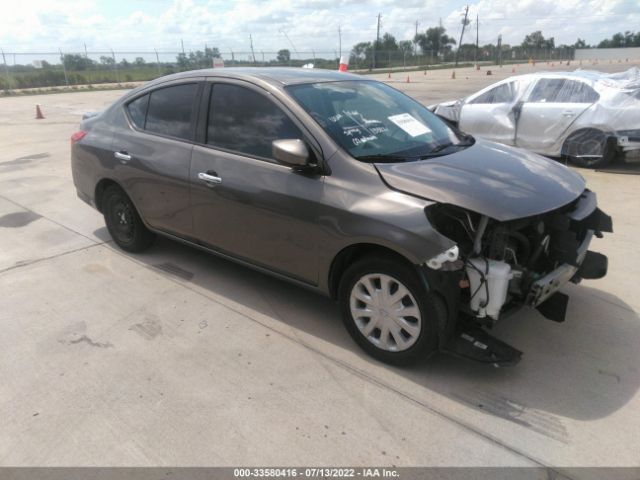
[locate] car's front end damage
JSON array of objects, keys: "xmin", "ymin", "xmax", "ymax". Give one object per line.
[
  {"xmin": 423, "ymin": 190, "xmax": 612, "ymax": 366},
  {"xmin": 374, "ymin": 139, "xmax": 613, "ymax": 366}
]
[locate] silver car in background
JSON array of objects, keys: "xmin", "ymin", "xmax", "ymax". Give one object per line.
[{"xmin": 433, "ymin": 68, "xmax": 640, "ymax": 168}]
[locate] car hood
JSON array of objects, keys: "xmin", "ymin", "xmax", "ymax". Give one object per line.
[{"xmin": 375, "ymin": 139, "xmax": 586, "ymax": 221}]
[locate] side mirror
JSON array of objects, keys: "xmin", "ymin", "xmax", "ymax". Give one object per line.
[{"xmin": 272, "ymin": 139, "xmax": 310, "ymax": 168}]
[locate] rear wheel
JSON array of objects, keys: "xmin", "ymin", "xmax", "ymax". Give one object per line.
[
  {"xmin": 338, "ymin": 256, "xmax": 446, "ymax": 365},
  {"xmin": 103, "ymin": 185, "xmax": 155, "ymax": 252},
  {"xmin": 563, "ymin": 129, "xmax": 615, "ymax": 168}
]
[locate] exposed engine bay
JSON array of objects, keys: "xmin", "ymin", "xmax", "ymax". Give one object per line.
[{"xmin": 424, "ymin": 190, "xmax": 612, "ymax": 365}]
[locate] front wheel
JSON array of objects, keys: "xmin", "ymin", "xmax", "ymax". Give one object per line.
[
  {"xmin": 103, "ymin": 185, "xmax": 155, "ymax": 252},
  {"xmin": 338, "ymin": 257, "xmax": 446, "ymax": 365}
]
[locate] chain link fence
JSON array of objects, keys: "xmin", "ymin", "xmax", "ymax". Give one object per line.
[{"xmin": 0, "ymin": 45, "xmax": 602, "ymax": 92}]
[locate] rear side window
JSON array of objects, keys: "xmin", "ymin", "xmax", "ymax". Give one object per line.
[
  {"xmin": 470, "ymin": 82, "xmax": 515, "ymax": 104},
  {"xmin": 145, "ymin": 83, "xmax": 198, "ymax": 140},
  {"xmin": 529, "ymin": 79, "xmax": 599, "ymax": 103},
  {"xmin": 127, "ymin": 94, "xmax": 149, "ymax": 129},
  {"xmin": 207, "ymin": 83, "xmax": 303, "ymax": 159}
]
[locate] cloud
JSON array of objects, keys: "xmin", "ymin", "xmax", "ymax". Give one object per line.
[{"xmin": 0, "ymin": 0, "xmax": 637, "ymax": 58}]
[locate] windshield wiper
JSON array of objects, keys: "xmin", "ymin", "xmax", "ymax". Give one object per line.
[
  {"xmin": 356, "ymin": 139, "xmax": 475, "ymax": 163},
  {"xmin": 420, "ymin": 139, "xmax": 475, "ymax": 158},
  {"xmin": 355, "ymin": 153, "xmax": 419, "ymax": 163}
]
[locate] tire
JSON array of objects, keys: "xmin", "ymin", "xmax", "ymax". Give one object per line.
[
  {"xmin": 338, "ymin": 256, "xmax": 446, "ymax": 365},
  {"xmin": 563, "ymin": 129, "xmax": 615, "ymax": 169},
  {"xmin": 103, "ymin": 185, "xmax": 155, "ymax": 252}
]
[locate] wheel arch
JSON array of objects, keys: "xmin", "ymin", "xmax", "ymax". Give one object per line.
[
  {"xmin": 94, "ymin": 178, "xmax": 126, "ymax": 213},
  {"xmin": 327, "ymin": 243, "xmax": 419, "ymax": 300}
]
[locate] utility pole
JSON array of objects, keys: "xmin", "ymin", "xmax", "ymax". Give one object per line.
[
  {"xmin": 455, "ymin": 5, "xmax": 469, "ymax": 67},
  {"xmin": 1, "ymin": 48, "xmax": 11, "ymax": 90},
  {"xmin": 181, "ymin": 39, "xmax": 185, "ymax": 54},
  {"xmin": 338, "ymin": 25, "xmax": 342, "ymax": 60},
  {"xmin": 414, "ymin": 20, "xmax": 419, "ymax": 55},
  {"xmin": 84, "ymin": 42, "xmax": 88, "ymax": 58},
  {"xmin": 475, "ymin": 14, "xmax": 479, "ymax": 64},
  {"xmin": 154, "ymin": 48, "xmax": 161, "ymax": 75},
  {"xmin": 249, "ymin": 34, "xmax": 256, "ymax": 65},
  {"xmin": 373, "ymin": 13, "xmax": 381, "ymax": 70},
  {"xmin": 59, "ymin": 48, "xmax": 69, "ymax": 86},
  {"xmin": 497, "ymin": 34, "xmax": 503, "ymax": 66}
]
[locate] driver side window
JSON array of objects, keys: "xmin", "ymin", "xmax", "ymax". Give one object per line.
[
  {"xmin": 207, "ymin": 83, "xmax": 304, "ymax": 160},
  {"xmin": 470, "ymin": 82, "xmax": 515, "ymax": 104}
]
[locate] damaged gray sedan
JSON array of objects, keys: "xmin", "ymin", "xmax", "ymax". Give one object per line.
[
  {"xmin": 71, "ymin": 68, "xmax": 612, "ymax": 366},
  {"xmin": 433, "ymin": 68, "xmax": 640, "ymax": 168}
]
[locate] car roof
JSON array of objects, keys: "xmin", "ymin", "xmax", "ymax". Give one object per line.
[
  {"xmin": 146, "ymin": 67, "xmax": 363, "ymax": 87},
  {"xmin": 500, "ymin": 68, "xmax": 640, "ymax": 90}
]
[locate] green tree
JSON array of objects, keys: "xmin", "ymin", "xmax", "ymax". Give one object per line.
[
  {"xmin": 398, "ymin": 40, "xmax": 414, "ymax": 55},
  {"xmin": 521, "ymin": 31, "xmax": 555, "ymax": 49},
  {"xmin": 379, "ymin": 32, "xmax": 398, "ymax": 51},
  {"xmin": 598, "ymin": 31, "xmax": 640, "ymax": 48},
  {"xmin": 414, "ymin": 25, "xmax": 456, "ymax": 58},
  {"xmin": 277, "ymin": 49, "xmax": 291, "ymax": 63},
  {"xmin": 134, "ymin": 57, "xmax": 146, "ymax": 66},
  {"xmin": 574, "ymin": 38, "xmax": 588, "ymax": 49},
  {"xmin": 62, "ymin": 54, "xmax": 94, "ymax": 71},
  {"xmin": 99, "ymin": 55, "xmax": 115, "ymax": 66}
]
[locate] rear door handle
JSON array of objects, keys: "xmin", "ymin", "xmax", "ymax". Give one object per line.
[
  {"xmin": 562, "ymin": 110, "xmax": 575, "ymax": 117},
  {"xmin": 114, "ymin": 151, "xmax": 132, "ymax": 163},
  {"xmin": 198, "ymin": 171, "xmax": 222, "ymax": 186}
]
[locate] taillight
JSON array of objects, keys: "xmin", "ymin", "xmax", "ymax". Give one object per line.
[{"xmin": 71, "ymin": 131, "xmax": 87, "ymax": 145}]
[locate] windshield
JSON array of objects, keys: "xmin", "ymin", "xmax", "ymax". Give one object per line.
[{"xmin": 286, "ymin": 80, "xmax": 470, "ymax": 161}]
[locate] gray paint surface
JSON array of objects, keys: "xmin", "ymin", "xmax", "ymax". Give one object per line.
[{"xmin": 0, "ymin": 68, "xmax": 639, "ymax": 467}]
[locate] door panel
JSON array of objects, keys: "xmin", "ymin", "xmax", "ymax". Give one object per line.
[
  {"xmin": 114, "ymin": 130, "xmax": 193, "ymax": 237},
  {"xmin": 459, "ymin": 103, "xmax": 517, "ymax": 145},
  {"xmin": 516, "ymin": 78, "xmax": 596, "ymax": 152},
  {"xmin": 516, "ymin": 102, "xmax": 589, "ymax": 152},
  {"xmin": 459, "ymin": 82, "xmax": 518, "ymax": 145},
  {"xmin": 190, "ymin": 146, "xmax": 323, "ymax": 284},
  {"xmin": 113, "ymin": 82, "xmax": 201, "ymax": 237}
]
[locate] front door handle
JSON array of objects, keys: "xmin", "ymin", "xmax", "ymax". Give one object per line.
[
  {"xmin": 114, "ymin": 151, "xmax": 132, "ymax": 163},
  {"xmin": 198, "ymin": 171, "xmax": 222, "ymax": 186}
]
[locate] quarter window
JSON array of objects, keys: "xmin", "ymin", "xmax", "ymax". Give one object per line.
[
  {"xmin": 207, "ymin": 84, "xmax": 303, "ymax": 159},
  {"xmin": 145, "ymin": 83, "xmax": 198, "ymax": 140},
  {"xmin": 127, "ymin": 93, "xmax": 149, "ymax": 129},
  {"xmin": 470, "ymin": 82, "xmax": 515, "ymax": 104}
]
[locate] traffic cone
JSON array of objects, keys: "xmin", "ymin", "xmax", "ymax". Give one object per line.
[
  {"xmin": 424, "ymin": 69, "xmax": 427, "ymax": 75},
  {"xmin": 511, "ymin": 66, "xmax": 516, "ymax": 73},
  {"xmin": 338, "ymin": 55, "xmax": 349, "ymax": 72},
  {"xmin": 388, "ymin": 72, "xmax": 391, "ymax": 79},
  {"xmin": 451, "ymin": 70, "xmax": 456, "ymax": 79},
  {"xmin": 406, "ymin": 75, "xmax": 410, "ymax": 83},
  {"xmin": 35, "ymin": 104, "xmax": 45, "ymax": 120}
]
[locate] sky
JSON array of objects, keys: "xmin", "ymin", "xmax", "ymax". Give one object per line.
[{"xmin": 1, "ymin": 0, "xmax": 638, "ymax": 59}]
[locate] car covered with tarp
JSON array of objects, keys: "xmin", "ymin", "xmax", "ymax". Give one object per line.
[{"xmin": 432, "ymin": 67, "xmax": 640, "ymax": 168}]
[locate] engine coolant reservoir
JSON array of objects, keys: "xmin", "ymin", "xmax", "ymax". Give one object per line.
[{"xmin": 465, "ymin": 258, "xmax": 513, "ymax": 320}]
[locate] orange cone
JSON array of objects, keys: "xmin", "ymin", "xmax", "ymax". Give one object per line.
[
  {"xmin": 388, "ymin": 72, "xmax": 391, "ymax": 79},
  {"xmin": 451, "ymin": 70, "xmax": 456, "ymax": 79},
  {"xmin": 406, "ymin": 75, "xmax": 410, "ymax": 83},
  {"xmin": 511, "ymin": 66, "xmax": 516, "ymax": 73},
  {"xmin": 35, "ymin": 104, "xmax": 45, "ymax": 120},
  {"xmin": 423, "ymin": 69, "xmax": 427, "ymax": 75}
]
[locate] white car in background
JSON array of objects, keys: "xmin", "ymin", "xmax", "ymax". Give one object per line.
[{"xmin": 432, "ymin": 68, "xmax": 640, "ymax": 168}]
